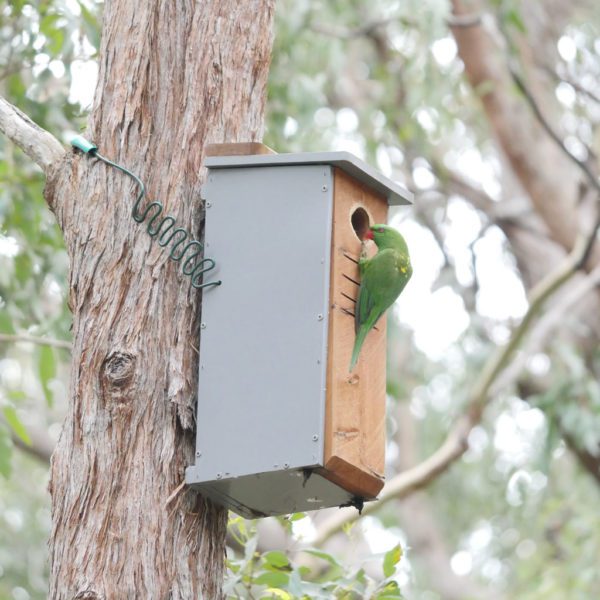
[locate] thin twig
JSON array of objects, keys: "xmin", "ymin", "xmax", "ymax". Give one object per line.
[
  {"xmin": 510, "ymin": 69, "xmax": 600, "ymax": 199},
  {"xmin": 510, "ymin": 68, "xmax": 600, "ymax": 270},
  {"xmin": 446, "ymin": 12, "xmax": 483, "ymax": 28},
  {"xmin": 309, "ymin": 15, "xmax": 416, "ymax": 39},
  {"xmin": 0, "ymin": 333, "xmax": 72, "ymax": 350},
  {"xmin": 3, "ymin": 421, "xmax": 55, "ymax": 465},
  {"xmin": 540, "ymin": 63, "xmax": 600, "ymax": 107}
]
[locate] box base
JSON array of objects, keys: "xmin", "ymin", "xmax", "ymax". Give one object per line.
[{"xmin": 185, "ymin": 465, "xmax": 373, "ymax": 518}]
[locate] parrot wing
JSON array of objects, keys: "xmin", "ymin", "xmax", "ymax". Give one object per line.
[{"xmin": 354, "ymin": 248, "xmax": 407, "ymax": 334}]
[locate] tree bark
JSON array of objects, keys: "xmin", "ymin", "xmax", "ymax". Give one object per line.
[{"xmin": 42, "ymin": 1, "xmax": 275, "ymax": 598}]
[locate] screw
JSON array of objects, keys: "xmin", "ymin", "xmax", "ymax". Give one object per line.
[
  {"xmin": 317, "ymin": 314, "xmax": 323, "ymax": 321},
  {"xmin": 216, "ymin": 473, "xmax": 222, "ymax": 479},
  {"xmin": 201, "ymin": 323, "xmax": 206, "ymax": 329},
  {"xmin": 322, "ymin": 185, "xmax": 328, "ymax": 192},
  {"xmin": 206, "ymin": 201, "xmax": 212, "ymax": 208},
  {"xmin": 312, "ymin": 434, "xmax": 319, "ymax": 441},
  {"xmin": 196, "ymin": 451, "xmax": 201, "ymax": 457},
  {"xmin": 283, "ymin": 463, "xmax": 289, "ymax": 469}
]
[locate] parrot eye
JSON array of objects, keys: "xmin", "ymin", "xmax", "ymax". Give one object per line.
[{"xmin": 376, "ymin": 227, "xmax": 385, "ymax": 233}]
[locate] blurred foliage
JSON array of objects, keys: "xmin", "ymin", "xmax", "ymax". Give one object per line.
[
  {"xmin": 225, "ymin": 516, "xmax": 403, "ymax": 599},
  {"xmin": 1, "ymin": 0, "xmax": 600, "ymax": 599}
]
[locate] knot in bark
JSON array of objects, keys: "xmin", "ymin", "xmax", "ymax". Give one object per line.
[
  {"xmin": 100, "ymin": 352, "xmax": 137, "ymax": 411},
  {"xmin": 74, "ymin": 590, "xmax": 104, "ymax": 600},
  {"xmin": 101, "ymin": 351, "xmax": 136, "ymax": 389}
]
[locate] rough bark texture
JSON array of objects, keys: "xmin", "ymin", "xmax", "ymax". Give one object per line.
[{"xmin": 45, "ymin": 1, "xmax": 275, "ymax": 598}]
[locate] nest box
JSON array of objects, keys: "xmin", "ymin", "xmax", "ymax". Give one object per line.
[{"xmin": 185, "ymin": 143, "xmax": 412, "ymax": 517}]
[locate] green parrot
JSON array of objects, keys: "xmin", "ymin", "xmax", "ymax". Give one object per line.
[{"xmin": 349, "ymin": 224, "xmax": 412, "ymax": 372}]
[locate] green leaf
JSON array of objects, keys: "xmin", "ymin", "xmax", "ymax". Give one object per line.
[
  {"xmin": 286, "ymin": 570, "xmax": 304, "ymax": 596},
  {"xmin": 263, "ymin": 550, "xmax": 291, "ymax": 570},
  {"xmin": 78, "ymin": 1, "xmax": 101, "ymax": 50},
  {"xmin": 254, "ymin": 571, "xmax": 290, "ymax": 587},
  {"xmin": 38, "ymin": 344, "xmax": 56, "ymax": 406},
  {"xmin": 383, "ymin": 545, "xmax": 403, "ymax": 578},
  {"xmin": 303, "ymin": 549, "xmax": 342, "ymax": 568},
  {"xmin": 504, "ymin": 7, "xmax": 527, "ymax": 33},
  {"xmin": 0, "ymin": 424, "xmax": 12, "ymax": 478},
  {"xmin": 375, "ymin": 582, "xmax": 403, "ymax": 599},
  {"xmin": 289, "ymin": 512, "xmax": 307, "ymax": 521},
  {"xmin": 0, "ymin": 310, "xmax": 15, "ymax": 333},
  {"xmin": 2, "ymin": 405, "xmax": 31, "ymax": 445},
  {"xmin": 263, "ymin": 589, "xmax": 292, "ymax": 600}
]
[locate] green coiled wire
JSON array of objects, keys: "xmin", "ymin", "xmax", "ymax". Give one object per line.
[{"xmin": 70, "ymin": 135, "xmax": 221, "ymax": 290}]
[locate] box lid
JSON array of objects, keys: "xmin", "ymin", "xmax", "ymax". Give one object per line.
[{"xmin": 204, "ymin": 151, "xmax": 413, "ymax": 206}]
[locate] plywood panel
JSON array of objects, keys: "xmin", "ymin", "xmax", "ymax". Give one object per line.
[{"xmin": 320, "ymin": 168, "xmax": 388, "ymax": 499}]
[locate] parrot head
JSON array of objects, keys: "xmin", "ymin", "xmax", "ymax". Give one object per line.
[{"xmin": 365, "ymin": 224, "xmax": 409, "ymax": 254}]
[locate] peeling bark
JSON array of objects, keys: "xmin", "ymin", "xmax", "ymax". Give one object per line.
[{"xmin": 45, "ymin": 1, "xmax": 275, "ymax": 598}]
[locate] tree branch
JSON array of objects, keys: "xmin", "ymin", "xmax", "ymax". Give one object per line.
[
  {"xmin": 0, "ymin": 96, "xmax": 65, "ymax": 172},
  {"xmin": 449, "ymin": 0, "xmax": 582, "ymax": 256},
  {"xmin": 0, "ymin": 333, "xmax": 72, "ymax": 351},
  {"xmin": 557, "ymin": 423, "xmax": 600, "ymax": 486},
  {"xmin": 309, "ymin": 16, "xmax": 416, "ymax": 39},
  {"xmin": 11, "ymin": 428, "xmax": 53, "ymax": 464},
  {"xmin": 491, "ymin": 264, "xmax": 600, "ymax": 395}
]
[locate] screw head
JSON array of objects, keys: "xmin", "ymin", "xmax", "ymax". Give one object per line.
[
  {"xmin": 196, "ymin": 451, "xmax": 201, "ymax": 457},
  {"xmin": 317, "ymin": 314, "xmax": 324, "ymax": 321},
  {"xmin": 283, "ymin": 463, "xmax": 289, "ymax": 469},
  {"xmin": 312, "ymin": 434, "xmax": 319, "ymax": 441},
  {"xmin": 216, "ymin": 473, "xmax": 222, "ymax": 479},
  {"xmin": 322, "ymin": 185, "xmax": 328, "ymax": 192},
  {"xmin": 201, "ymin": 323, "xmax": 206, "ymax": 329},
  {"xmin": 206, "ymin": 201, "xmax": 212, "ymax": 208}
]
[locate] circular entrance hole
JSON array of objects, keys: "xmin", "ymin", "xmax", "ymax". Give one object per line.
[{"xmin": 351, "ymin": 207, "xmax": 371, "ymax": 241}]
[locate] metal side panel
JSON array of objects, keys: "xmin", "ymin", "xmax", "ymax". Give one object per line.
[{"xmin": 186, "ymin": 165, "xmax": 333, "ymax": 485}]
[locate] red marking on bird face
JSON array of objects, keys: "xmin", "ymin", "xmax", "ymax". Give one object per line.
[{"xmin": 365, "ymin": 229, "xmax": 374, "ymax": 240}]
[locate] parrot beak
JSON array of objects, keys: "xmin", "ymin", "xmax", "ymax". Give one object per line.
[{"xmin": 364, "ymin": 229, "xmax": 374, "ymax": 241}]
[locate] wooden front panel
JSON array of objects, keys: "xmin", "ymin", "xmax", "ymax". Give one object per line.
[{"xmin": 320, "ymin": 168, "xmax": 388, "ymax": 499}]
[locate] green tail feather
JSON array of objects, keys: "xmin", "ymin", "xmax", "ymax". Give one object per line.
[{"xmin": 349, "ymin": 325, "xmax": 370, "ymax": 372}]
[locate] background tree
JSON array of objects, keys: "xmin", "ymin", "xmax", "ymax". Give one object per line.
[{"xmin": 2, "ymin": 0, "xmax": 600, "ymax": 599}]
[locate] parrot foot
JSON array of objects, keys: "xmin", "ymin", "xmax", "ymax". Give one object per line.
[
  {"xmin": 301, "ymin": 468, "xmax": 313, "ymax": 488},
  {"xmin": 339, "ymin": 496, "xmax": 365, "ymax": 515}
]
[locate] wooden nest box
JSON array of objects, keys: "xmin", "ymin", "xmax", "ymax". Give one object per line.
[{"xmin": 185, "ymin": 143, "xmax": 412, "ymax": 517}]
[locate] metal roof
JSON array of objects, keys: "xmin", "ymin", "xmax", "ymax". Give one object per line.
[{"xmin": 204, "ymin": 151, "xmax": 413, "ymax": 206}]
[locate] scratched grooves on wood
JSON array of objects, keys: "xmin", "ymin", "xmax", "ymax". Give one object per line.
[{"xmin": 320, "ymin": 168, "xmax": 388, "ymax": 500}]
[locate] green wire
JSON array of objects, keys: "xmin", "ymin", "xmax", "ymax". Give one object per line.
[{"xmin": 70, "ymin": 136, "xmax": 221, "ymax": 290}]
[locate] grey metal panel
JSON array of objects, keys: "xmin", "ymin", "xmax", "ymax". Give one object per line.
[
  {"xmin": 189, "ymin": 165, "xmax": 333, "ymax": 484},
  {"xmin": 185, "ymin": 467, "xmax": 357, "ymax": 518},
  {"xmin": 204, "ymin": 151, "xmax": 413, "ymax": 206}
]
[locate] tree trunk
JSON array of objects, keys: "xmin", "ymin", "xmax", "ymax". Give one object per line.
[{"xmin": 44, "ymin": 1, "xmax": 275, "ymax": 598}]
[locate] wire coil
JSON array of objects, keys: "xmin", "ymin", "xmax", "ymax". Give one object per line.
[{"xmin": 90, "ymin": 150, "xmax": 221, "ymax": 290}]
